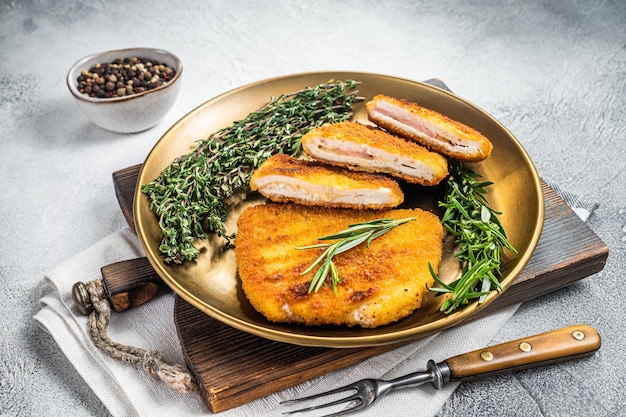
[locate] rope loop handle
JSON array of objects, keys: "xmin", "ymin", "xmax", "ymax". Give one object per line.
[{"xmin": 80, "ymin": 279, "xmax": 198, "ymax": 394}]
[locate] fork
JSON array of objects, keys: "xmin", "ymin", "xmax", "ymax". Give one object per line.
[{"xmin": 281, "ymin": 324, "xmax": 600, "ymax": 416}]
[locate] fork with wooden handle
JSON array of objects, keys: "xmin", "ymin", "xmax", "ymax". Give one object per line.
[{"xmin": 281, "ymin": 324, "xmax": 601, "ymax": 417}]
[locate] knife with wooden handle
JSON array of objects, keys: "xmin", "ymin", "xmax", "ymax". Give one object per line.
[{"xmin": 72, "ymin": 257, "xmax": 169, "ymax": 315}]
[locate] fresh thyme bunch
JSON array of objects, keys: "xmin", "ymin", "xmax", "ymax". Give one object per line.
[
  {"xmin": 429, "ymin": 161, "xmax": 517, "ymax": 314},
  {"xmin": 141, "ymin": 80, "xmax": 361, "ymax": 264}
]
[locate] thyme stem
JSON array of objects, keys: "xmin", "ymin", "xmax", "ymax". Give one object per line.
[{"xmin": 141, "ymin": 80, "xmax": 362, "ymax": 263}]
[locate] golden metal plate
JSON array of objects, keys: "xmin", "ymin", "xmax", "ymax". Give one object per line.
[{"xmin": 134, "ymin": 71, "xmax": 544, "ymax": 348}]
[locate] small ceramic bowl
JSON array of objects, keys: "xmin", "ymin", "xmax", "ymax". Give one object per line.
[{"xmin": 67, "ymin": 47, "xmax": 183, "ymax": 133}]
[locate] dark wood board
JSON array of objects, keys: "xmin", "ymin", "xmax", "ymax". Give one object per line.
[{"xmin": 112, "ymin": 164, "xmax": 607, "ymax": 412}]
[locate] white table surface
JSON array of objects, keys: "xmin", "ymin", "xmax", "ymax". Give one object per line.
[{"xmin": 1, "ymin": 1, "xmax": 625, "ymax": 416}]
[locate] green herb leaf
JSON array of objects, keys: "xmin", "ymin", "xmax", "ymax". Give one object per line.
[
  {"xmin": 297, "ymin": 217, "xmax": 416, "ymax": 295},
  {"xmin": 429, "ymin": 161, "xmax": 516, "ymax": 314},
  {"xmin": 141, "ymin": 80, "xmax": 362, "ymax": 264}
]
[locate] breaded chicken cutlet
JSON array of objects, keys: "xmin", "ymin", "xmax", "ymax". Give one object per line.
[
  {"xmin": 300, "ymin": 121, "xmax": 448, "ymax": 186},
  {"xmin": 367, "ymin": 94, "xmax": 493, "ymax": 162},
  {"xmin": 250, "ymin": 154, "xmax": 404, "ymax": 210},
  {"xmin": 235, "ymin": 203, "xmax": 443, "ymax": 328}
]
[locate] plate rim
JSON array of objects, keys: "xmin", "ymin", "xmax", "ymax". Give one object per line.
[{"xmin": 134, "ymin": 70, "xmax": 545, "ymax": 347}]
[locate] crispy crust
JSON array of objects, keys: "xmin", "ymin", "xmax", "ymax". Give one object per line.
[
  {"xmin": 301, "ymin": 121, "xmax": 448, "ymax": 186},
  {"xmin": 367, "ymin": 94, "xmax": 493, "ymax": 162},
  {"xmin": 235, "ymin": 203, "xmax": 443, "ymax": 328},
  {"xmin": 250, "ymin": 154, "xmax": 404, "ymax": 209}
]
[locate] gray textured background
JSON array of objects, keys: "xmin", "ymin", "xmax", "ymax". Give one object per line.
[{"xmin": 1, "ymin": 1, "xmax": 625, "ymax": 416}]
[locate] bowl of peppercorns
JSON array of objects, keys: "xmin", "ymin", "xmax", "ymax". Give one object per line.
[{"xmin": 67, "ymin": 47, "xmax": 182, "ymax": 133}]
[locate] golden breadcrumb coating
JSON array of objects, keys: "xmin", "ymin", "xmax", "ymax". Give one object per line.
[
  {"xmin": 235, "ymin": 203, "xmax": 443, "ymax": 328},
  {"xmin": 250, "ymin": 154, "xmax": 404, "ymax": 209},
  {"xmin": 367, "ymin": 94, "xmax": 493, "ymax": 162},
  {"xmin": 301, "ymin": 121, "xmax": 448, "ymax": 186}
]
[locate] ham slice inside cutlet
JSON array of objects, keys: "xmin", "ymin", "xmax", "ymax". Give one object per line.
[
  {"xmin": 367, "ymin": 94, "xmax": 493, "ymax": 162},
  {"xmin": 300, "ymin": 121, "xmax": 448, "ymax": 186},
  {"xmin": 250, "ymin": 154, "xmax": 404, "ymax": 210}
]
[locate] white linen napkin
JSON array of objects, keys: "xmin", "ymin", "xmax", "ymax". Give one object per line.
[{"xmin": 34, "ymin": 182, "xmax": 596, "ymax": 417}]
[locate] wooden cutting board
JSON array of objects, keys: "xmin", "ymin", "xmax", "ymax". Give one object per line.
[{"xmin": 112, "ymin": 164, "xmax": 607, "ymax": 413}]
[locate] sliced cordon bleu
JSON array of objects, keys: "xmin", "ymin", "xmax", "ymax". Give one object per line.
[
  {"xmin": 250, "ymin": 153, "xmax": 404, "ymax": 210},
  {"xmin": 367, "ymin": 94, "xmax": 493, "ymax": 162},
  {"xmin": 300, "ymin": 121, "xmax": 448, "ymax": 186}
]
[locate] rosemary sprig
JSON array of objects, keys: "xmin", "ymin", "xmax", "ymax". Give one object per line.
[
  {"xmin": 141, "ymin": 80, "xmax": 362, "ymax": 264},
  {"xmin": 429, "ymin": 161, "xmax": 517, "ymax": 314},
  {"xmin": 297, "ymin": 217, "xmax": 416, "ymax": 295}
]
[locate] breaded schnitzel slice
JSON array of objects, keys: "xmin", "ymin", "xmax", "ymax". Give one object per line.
[
  {"xmin": 235, "ymin": 204, "xmax": 443, "ymax": 328},
  {"xmin": 300, "ymin": 121, "xmax": 448, "ymax": 186},
  {"xmin": 367, "ymin": 94, "xmax": 493, "ymax": 162},
  {"xmin": 250, "ymin": 154, "xmax": 404, "ymax": 209}
]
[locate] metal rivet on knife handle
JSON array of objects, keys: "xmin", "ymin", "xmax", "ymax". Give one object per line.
[
  {"xmin": 519, "ymin": 342, "xmax": 532, "ymax": 352},
  {"xmin": 572, "ymin": 330, "xmax": 585, "ymax": 341},
  {"xmin": 480, "ymin": 351, "xmax": 494, "ymax": 361}
]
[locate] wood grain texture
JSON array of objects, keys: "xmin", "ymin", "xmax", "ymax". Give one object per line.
[
  {"xmin": 471, "ymin": 182, "xmax": 609, "ymax": 318},
  {"xmin": 101, "ymin": 258, "xmax": 170, "ymax": 313},
  {"xmin": 112, "ymin": 163, "xmax": 608, "ymax": 412},
  {"xmin": 445, "ymin": 324, "xmax": 601, "ymax": 380},
  {"xmin": 113, "ymin": 167, "xmax": 138, "ymax": 233},
  {"xmin": 174, "ymin": 297, "xmax": 404, "ymax": 412}
]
